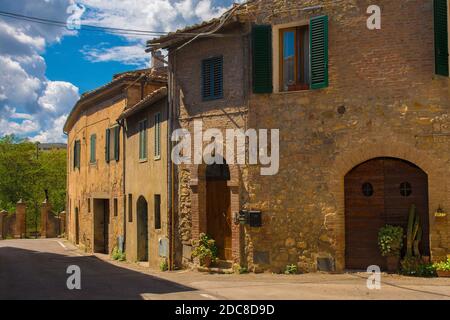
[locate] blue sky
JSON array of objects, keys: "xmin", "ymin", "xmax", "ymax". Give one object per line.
[{"xmin": 0, "ymin": 0, "xmax": 238, "ymax": 142}]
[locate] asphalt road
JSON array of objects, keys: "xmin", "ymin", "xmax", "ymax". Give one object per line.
[
  {"xmin": 1, "ymin": 239, "xmax": 449, "ymax": 300},
  {"xmin": 0, "ymin": 238, "xmax": 202, "ymax": 300}
]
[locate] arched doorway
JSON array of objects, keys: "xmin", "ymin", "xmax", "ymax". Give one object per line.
[
  {"xmin": 344, "ymin": 157, "xmax": 430, "ymax": 270},
  {"xmin": 206, "ymin": 162, "xmax": 232, "ymax": 261},
  {"xmin": 136, "ymin": 196, "xmax": 148, "ymax": 262}
]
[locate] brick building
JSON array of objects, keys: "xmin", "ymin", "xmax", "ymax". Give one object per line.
[{"xmin": 149, "ymin": 0, "xmax": 450, "ymax": 272}]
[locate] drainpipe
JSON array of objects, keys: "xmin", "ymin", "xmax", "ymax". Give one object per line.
[
  {"xmin": 117, "ymin": 117, "xmax": 126, "ymax": 252},
  {"xmin": 168, "ymin": 52, "xmax": 176, "ymax": 271}
]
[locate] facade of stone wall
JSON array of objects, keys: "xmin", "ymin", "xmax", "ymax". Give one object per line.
[
  {"xmin": 159, "ymin": 0, "xmax": 450, "ymax": 272},
  {"xmin": 169, "ymin": 23, "xmax": 250, "ymax": 266},
  {"xmin": 245, "ymin": 0, "xmax": 450, "ymax": 272}
]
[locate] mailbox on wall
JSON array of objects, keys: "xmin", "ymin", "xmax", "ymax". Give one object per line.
[
  {"xmin": 248, "ymin": 211, "xmax": 262, "ymax": 227},
  {"xmin": 235, "ymin": 210, "xmax": 262, "ymax": 227}
]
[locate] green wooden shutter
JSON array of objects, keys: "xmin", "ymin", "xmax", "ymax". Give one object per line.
[
  {"xmin": 252, "ymin": 25, "xmax": 273, "ymax": 93},
  {"xmin": 154, "ymin": 113, "xmax": 161, "ymax": 158},
  {"xmin": 114, "ymin": 126, "xmax": 120, "ymax": 161},
  {"xmin": 434, "ymin": 0, "xmax": 449, "ymax": 76},
  {"xmin": 105, "ymin": 128, "xmax": 110, "ymax": 163},
  {"xmin": 90, "ymin": 134, "xmax": 96, "ymax": 163},
  {"xmin": 310, "ymin": 15, "xmax": 329, "ymax": 89}
]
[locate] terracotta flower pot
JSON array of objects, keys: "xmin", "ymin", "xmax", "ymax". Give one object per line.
[
  {"xmin": 200, "ymin": 256, "xmax": 212, "ymax": 268},
  {"xmin": 436, "ymin": 270, "xmax": 450, "ymax": 277},
  {"xmin": 386, "ymin": 256, "xmax": 400, "ymax": 272}
]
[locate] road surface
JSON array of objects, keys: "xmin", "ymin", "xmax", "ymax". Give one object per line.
[{"xmin": 1, "ymin": 239, "xmax": 449, "ymax": 300}]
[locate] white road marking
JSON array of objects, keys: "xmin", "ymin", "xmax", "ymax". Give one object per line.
[
  {"xmin": 56, "ymin": 240, "xmax": 67, "ymax": 249},
  {"xmin": 200, "ymin": 293, "xmax": 218, "ymax": 300}
]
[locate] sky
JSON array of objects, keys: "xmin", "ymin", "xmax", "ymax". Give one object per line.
[{"xmin": 0, "ymin": 0, "xmax": 240, "ymax": 142}]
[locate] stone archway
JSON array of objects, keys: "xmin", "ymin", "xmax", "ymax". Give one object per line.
[
  {"xmin": 344, "ymin": 157, "xmax": 430, "ymax": 270},
  {"xmin": 187, "ymin": 161, "xmax": 241, "ymax": 264},
  {"xmin": 327, "ymin": 140, "xmax": 449, "ymax": 271}
]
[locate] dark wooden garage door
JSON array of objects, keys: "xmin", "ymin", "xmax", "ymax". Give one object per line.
[{"xmin": 345, "ymin": 158, "xmax": 429, "ymax": 270}]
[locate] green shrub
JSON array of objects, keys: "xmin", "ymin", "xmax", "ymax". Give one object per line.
[
  {"xmin": 233, "ymin": 264, "xmax": 249, "ymax": 274},
  {"xmin": 284, "ymin": 264, "xmax": 298, "ymax": 275},
  {"xmin": 192, "ymin": 233, "xmax": 218, "ymax": 265},
  {"xmin": 400, "ymin": 256, "xmax": 436, "ymax": 277},
  {"xmin": 433, "ymin": 258, "xmax": 450, "ymax": 272},
  {"xmin": 378, "ymin": 225, "xmax": 403, "ymax": 257},
  {"xmin": 111, "ymin": 246, "xmax": 126, "ymax": 261},
  {"xmin": 160, "ymin": 259, "xmax": 168, "ymax": 272}
]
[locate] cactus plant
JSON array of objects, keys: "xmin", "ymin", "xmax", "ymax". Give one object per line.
[{"xmin": 406, "ymin": 204, "xmax": 421, "ymax": 258}]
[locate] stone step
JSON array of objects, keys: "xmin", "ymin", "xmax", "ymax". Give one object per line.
[{"xmin": 197, "ymin": 266, "xmax": 234, "ymax": 274}]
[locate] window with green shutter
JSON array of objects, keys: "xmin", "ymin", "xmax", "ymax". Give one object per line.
[
  {"xmin": 310, "ymin": 15, "xmax": 329, "ymax": 89},
  {"xmin": 113, "ymin": 126, "xmax": 120, "ymax": 161},
  {"xmin": 202, "ymin": 56, "xmax": 223, "ymax": 100},
  {"xmin": 154, "ymin": 112, "xmax": 161, "ymax": 159},
  {"xmin": 434, "ymin": 0, "xmax": 449, "ymax": 76},
  {"xmin": 139, "ymin": 119, "xmax": 148, "ymax": 160},
  {"xmin": 252, "ymin": 25, "xmax": 273, "ymax": 93},
  {"xmin": 73, "ymin": 140, "xmax": 81, "ymax": 170},
  {"xmin": 90, "ymin": 134, "xmax": 96, "ymax": 163},
  {"xmin": 154, "ymin": 194, "xmax": 161, "ymax": 229},
  {"xmin": 105, "ymin": 128, "xmax": 110, "ymax": 163}
]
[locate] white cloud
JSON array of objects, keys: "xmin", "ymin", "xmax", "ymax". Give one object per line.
[
  {"xmin": 38, "ymin": 81, "xmax": 80, "ymax": 115},
  {"xmin": 76, "ymin": 0, "xmax": 233, "ymax": 65},
  {"xmin": 30, "ymin": 115, "xmax": 69, "ymax": 143},
  {"xmin": 0, "ymin": 0, "xmax": 235, "ymax": 141},
  {"xmin": 81, "ymin": 44, "xmax": 150, "ymax": 67},
  {"xmin": 0, "ymin": 0, "xmax": 80, "ymax": 142}
]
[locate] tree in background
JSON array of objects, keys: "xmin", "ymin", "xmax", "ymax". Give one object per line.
[{"xmin": 0, "ymin": 135, "xmax": 67, "ymax": 235}]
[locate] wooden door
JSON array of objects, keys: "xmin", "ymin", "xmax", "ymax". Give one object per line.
[
  {"xmin": 206, "ymin": 180, "xmax": 232, "ymax": 261},
  {"xmin": 345, "ymin": 159, "xmax": 386, "ymax": 269},
  {"xmin": 345, "ymin": 158, "xmax": 429, "ymax": 270},
  {"xmin": 137, "ymin": 197, "xmax": 148, "ymax": 262}
]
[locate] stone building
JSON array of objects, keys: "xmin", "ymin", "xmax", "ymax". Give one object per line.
[
  {"xmin": 64, "ymin": 68, "xmax": 167, "ymax": 257},
  {"xmin": 149, "ymin": 0, "xmax": 450, "ymax": 272}
]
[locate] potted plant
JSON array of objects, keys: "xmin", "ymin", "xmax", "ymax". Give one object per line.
[
  {"xmin": 378, "ymin": 225, "xmax": 404, "ymax": 272},
  {"xmin": 191, "ymin": 233, "xmax": 218, "ymax": 268},
  {"xmin": 433, "ymin": 258, "xmax": 450, "ymax": 277}
]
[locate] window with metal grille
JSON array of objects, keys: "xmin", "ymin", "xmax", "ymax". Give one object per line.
[
  {"xmin": 202, "ymin": 56, "xmax": 223, "ymax": 100},
  {"xmin": 154, "ymin": 194, "xmax": 161, "ymax": 229},
  {"xmin": 128, "ymin": 194, "xmax": 133, "ymax": 222}
]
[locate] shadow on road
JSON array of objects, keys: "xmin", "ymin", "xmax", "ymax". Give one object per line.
[{"xmin": 0, "ymin": 246, "xmax": 196, "ymax": 300}]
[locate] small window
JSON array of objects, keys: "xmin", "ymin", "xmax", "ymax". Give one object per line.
[
  {"xmin": 202, "ymin": 56, "xmax": 223, "ymax": 100},
  {"xmin": 154, "ymin": 113, "xmax": 161, "ymax": 159},
  {"xmin": 114, "ymin": 198, "xmax": 118, "ymax": 217},
  {"xmin": 280, "ymin": 25, "xmax": 310, "ymax": 92},
  {"xmin": 87, "ymin": 198, "xmax": 91, "ymax": 213},
  {"xmin": 90, "ymin": 134, "xmax": 96, "ymax": 163},
  {"xmin": 128, "ymin": 194, "xmax": 133, "ymax": 222},
  {"xmin": 400, "ymin": 182, "xmax": 412, "ymax": 197},
  {"xmin": 154, "ymin": 194, "xmax": 161, "ymax": 229},
  {"xmin": 139, "ymin": 119, "xmax": 148, "ymax": 160},
  {"xmin": 362, "ymin": 182, "xmax": 374, "ymax": 197}
]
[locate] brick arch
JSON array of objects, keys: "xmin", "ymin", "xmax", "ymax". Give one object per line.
[
  {"xmin": 188, "ymin": 161, "xmax": 241, "ymax": 263},
  {"xmin": 327, "ymin": 140, "xmax": 448, "ymax": 271}
]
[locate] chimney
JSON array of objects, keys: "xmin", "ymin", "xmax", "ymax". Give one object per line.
[{"xmin": 151, "ymin": 50, "xmax": 165, "ymax": 70}]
